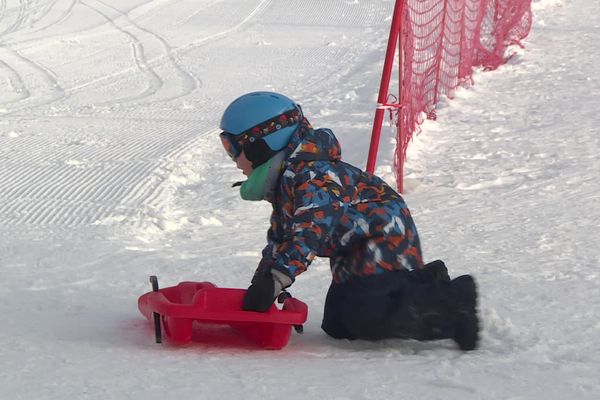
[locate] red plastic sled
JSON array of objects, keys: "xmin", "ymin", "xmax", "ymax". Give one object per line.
[{"xmin": 138, "ymin": 278, "xmax": 308, "ymax": 350}]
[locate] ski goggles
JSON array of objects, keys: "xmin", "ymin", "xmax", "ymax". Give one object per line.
[
  {"xmin": 220, "ymin": 131, "xmax": 244, "ymax": 160},
  {"xmin": 219, "ymin": 108, "xmax": 302, "ymax": 161}
]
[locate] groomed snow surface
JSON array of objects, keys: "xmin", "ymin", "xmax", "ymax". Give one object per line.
[{"xmin": 1, "ymin": 0, "xmax": 598, "ymax": 399}]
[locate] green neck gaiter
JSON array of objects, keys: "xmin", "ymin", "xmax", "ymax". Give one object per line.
[{"xmin": 239, "ymin": 158, "xmax": 272, "ymax": 201}]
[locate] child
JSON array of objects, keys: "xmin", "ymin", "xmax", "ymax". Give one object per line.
[{"xmin": 219, "ymin": 91, "xmax": 480, "ymax": 350}]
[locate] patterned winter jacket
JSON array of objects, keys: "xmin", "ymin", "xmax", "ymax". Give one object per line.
[{"xmin": 260, "ymin": 120, "xmax": 424, "ymax": 284}]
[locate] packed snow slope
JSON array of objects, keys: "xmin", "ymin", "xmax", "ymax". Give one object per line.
[{"xmin": 1, "ymin": 0, "xmax": 598, "ymax": 399}]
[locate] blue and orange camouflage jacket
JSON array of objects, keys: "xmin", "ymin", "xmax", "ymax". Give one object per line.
[{"xmin": 259, "ymin": 120, "xmax": 424, "ymax": 284}]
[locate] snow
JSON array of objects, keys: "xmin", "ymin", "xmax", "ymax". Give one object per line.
[{"xmin": 1, "ymin": 0, "xmax": 599, "ymax": 398}]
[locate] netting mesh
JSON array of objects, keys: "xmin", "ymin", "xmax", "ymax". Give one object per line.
[{"xmin": 395, "ymin": 0, "xmax": 532, "ymax": 180}]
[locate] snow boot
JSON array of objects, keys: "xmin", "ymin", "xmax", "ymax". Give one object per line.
[
  {"xmin": 450, "ymin": 275, "xmax": 480, "ymax": 351},
  {"xmin": 411, "ymin": 259, "xmax": 451, "ymax": 283},
  {"xmin": 389, "ymin": 274, "xmax": 480, "ymax": 350}
]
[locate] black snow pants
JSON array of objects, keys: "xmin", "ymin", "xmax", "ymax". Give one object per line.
[{"xmin": 321, "ymin": 269, "xmax": 460, "ymax": 341}]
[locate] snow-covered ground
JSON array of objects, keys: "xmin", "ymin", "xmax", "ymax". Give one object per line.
[{"xmin": 1, "ymin": 0, "xmax": 598, "ymax": 398}]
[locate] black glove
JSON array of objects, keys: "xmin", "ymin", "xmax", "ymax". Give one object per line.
[{"xmin": 242, "ymin": 269, "xmax": 292, "ymax": 312}]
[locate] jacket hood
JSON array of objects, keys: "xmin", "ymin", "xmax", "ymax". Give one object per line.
[{"xmin": 284, "ymin": 119, "xmax": 342, "ymax": 162}]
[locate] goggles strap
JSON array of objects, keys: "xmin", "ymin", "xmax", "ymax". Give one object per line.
[{"xmin": 239, "ymin": 108, "xmax": 302, "ymax": 144}]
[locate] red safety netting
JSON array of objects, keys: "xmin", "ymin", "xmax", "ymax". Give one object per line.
[{"xmin": 387, "ymin": 0, "xmax": 532, "ymax": 191}]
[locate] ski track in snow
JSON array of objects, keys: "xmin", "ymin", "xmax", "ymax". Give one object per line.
[
  {"xmin": 0, "ymin": 0, "xmax": 388, "ymax": 235},
  {"xmin": 1, "ymin": 0, "xmax": 599, "ymax": 399}
]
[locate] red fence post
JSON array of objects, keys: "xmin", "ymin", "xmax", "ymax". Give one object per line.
[
  {"xmin": 366, "ymin": 0, "xmax": 404, "ymax": 186},
  {"xmin": 397, "ymin": 4, "xmax": 405, "ymax": 194}
]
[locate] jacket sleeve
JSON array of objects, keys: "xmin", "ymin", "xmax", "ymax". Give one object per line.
[{"xmin": 259, "ymin": 164, "xmax": 344, "ymax": 281}]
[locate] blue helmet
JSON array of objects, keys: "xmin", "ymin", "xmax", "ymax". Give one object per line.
[{"xmin": 220, "ymin": 91, "xmax": 302, "ymax": 152}]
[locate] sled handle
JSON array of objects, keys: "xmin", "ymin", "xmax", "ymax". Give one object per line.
[
  {"xmin": 278, "ymin": 290, "xmax": 304, "ymax": 334},
  {"xmin": 149, "ymin": 276, "xmax": 162, "ymax": 344}
]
